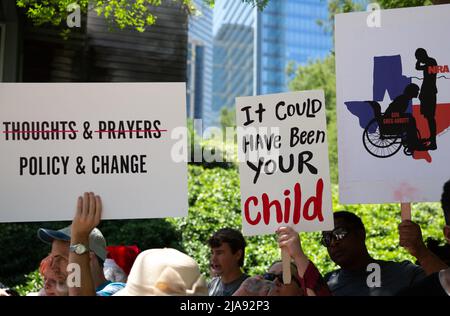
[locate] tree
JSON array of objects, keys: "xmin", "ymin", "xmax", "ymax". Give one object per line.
[
  {"xmin": 219, "ymin": 106, "xmax": 236, "ymax": 131},
  {"xmin": 16, "ymin": 0, "xmax": 269, "ymax": 35}
]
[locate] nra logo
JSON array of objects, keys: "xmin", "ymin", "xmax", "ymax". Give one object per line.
[{"xmin": 428, "ymin": 65, "xmax": 449, "ymax": 74}]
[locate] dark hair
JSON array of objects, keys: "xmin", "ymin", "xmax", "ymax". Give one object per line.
[
  {"xmin": 208, "ymin": 228, "xmax": 246, "ymax": 267},
  {"xmin": 333, "ymin": 211, "xmax": 365, "ymax": 232},
  {"xmin": 442, "ymin": 179, "xmax": 450, "ymax": 225},
  {"xmin": 269, "ymin": 260, "xmax": 298, "ymax": 273}
]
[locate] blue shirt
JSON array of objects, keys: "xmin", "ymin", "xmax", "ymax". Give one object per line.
[{"xmin": 96, "ymin": 281, "xmax": 126, "ymax": 296}]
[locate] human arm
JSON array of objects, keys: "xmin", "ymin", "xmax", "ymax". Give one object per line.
[
  {"xmin": 68, "ymin": 192, "xmax": 102, "ymax": 296},
  {"xmin": 276, "ymin": 226, "xmax": 331, "ymax": 296},
  {"xmin": 399, "ymin": 220, "xmax": 448, "ymax": 275}
]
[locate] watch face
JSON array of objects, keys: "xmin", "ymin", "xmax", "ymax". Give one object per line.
[
  {"xmin": 72, "ymin": 244, "xmax": 88, "ymax": 255},
  {"xmin": 75, "ymin": 245, "xmax": 84, "ymax": 254}
]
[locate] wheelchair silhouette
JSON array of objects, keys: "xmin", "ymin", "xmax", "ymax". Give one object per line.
[{"xmin": 362, "ymin": 101, "xmax": 420, "ymax": 158}]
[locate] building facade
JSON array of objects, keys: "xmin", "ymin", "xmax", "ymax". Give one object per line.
[
  {"xmin": 187, "ymin": 0, "xmax": 213, "ymax": 123},
  {"xmin": 209, "ymin": 0, "xmax": 334, "ymax": 127}
]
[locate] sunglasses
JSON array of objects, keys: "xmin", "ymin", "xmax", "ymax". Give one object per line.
[
  {"xmin": 321, "ymin": 227, "xmax": 350, "ymax": 247},
  {"xmin": 263, "ymin": 272, "xmax": 301, "ymax": 287}
]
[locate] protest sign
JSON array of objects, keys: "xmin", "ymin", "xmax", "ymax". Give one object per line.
[
  {"xmin": 0, "ymin": 83, "xmax": 188, "ymax": 222},
  {"xmin": 336, "ymin": 5, "xmax": 450, "ymax": 204},
  {"xmin": 236, "ymin": 90, "xmax": 333, "ymax": 236}
]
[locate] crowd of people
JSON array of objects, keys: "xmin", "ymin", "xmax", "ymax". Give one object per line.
[{"xmin": 1, "ymin": 179, "xmax": 449, "ymax": 296}]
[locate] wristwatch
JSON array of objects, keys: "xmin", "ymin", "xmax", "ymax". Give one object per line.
[{"xmin": 70, "ymin": 243, "xmax": 90, "ymax": 255}]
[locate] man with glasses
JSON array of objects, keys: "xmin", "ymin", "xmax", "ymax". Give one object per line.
[{"xmin": 322, "ymin": 211, "xmax": 426, "ymax": 296}]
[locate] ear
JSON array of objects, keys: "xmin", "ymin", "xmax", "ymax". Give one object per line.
[
  {"xmin": 234, "ymin": 249, "xmax": 243, "ymax": 263},
  {"xmin": 444, "ymin": 226, "xmax": 450, "ymax": 244}
]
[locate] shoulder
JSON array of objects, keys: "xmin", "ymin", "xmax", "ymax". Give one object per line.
[
  {"xmin": 324, "ymin": 269, "xmax": 341, "ymax": 282},
  {"xmin": 208, "ymin": 277, "xmax": 221, "ymax": 290},
  {"xmin": 380, "ymin": 260, "xmax": 425, "ymax": 277}
]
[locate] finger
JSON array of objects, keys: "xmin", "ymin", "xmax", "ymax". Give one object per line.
[
  {"xmin": 83, "ymin": 192, "xmax": 89, "ymax": 218},
  {"xmin": 276, "ymin": 227, "xmax": 285, "ymax": 234},
  {"xmin": 95, "ymin": 195, "xmax": 102, "ymax": 225},
  {"xmin": 276, "ymin": 226, "xmax": 290, "ymax": 234},
  {"xmin": 89, "ymin": 192, "xmax": 95, "ymax": 219},
  {"xmin": 278, "ymin": 234, "xmax": 290, "ymax": 243},
  {"xmin": 76, "ymin": 196, "xmax": 83, "ymax": 219}
]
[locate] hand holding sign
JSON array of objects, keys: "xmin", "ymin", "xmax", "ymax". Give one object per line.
[
  {"xmin": 236, "ymin": 90, "xmax": 333, "ymax": 236},
  {"xmin": 276, "ymin": 226, "xmax": 309, "ymax": 281},
  {"xmin": 398, "ymin": 220, "xmax": 427, "ymax": 258},
  {"xmin": 71, "ymin": 192, "xmax": 102, "ymax": 241}
]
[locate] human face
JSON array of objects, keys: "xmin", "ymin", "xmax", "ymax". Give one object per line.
[
  {"xmin": 323, "ymin": 218, "xmax": 364, "ymax": 268},
  {"xmin": 266, "ymin": 262, "xmax": 303, "ymax": 296},
  {"xmin": 43, "ymin": 269, "xmax": 68, "ymax": 296},
  {"xmin": 210, "ymin": 243, "xmax": 241, "ymax": 277},
  {"xmin": 49, "ymin": 240, "xmax": 70, "ymax": 280},
  {"xmin": 39, "ymin": 253, "xmax": 69, "ymax": 296}
]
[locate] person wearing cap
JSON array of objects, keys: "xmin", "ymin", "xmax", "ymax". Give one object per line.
[
  {"xmin": 38, "ymin": 192, "xmax": 125, "ymax": 296},
  {"xmin": 113, "ymin": 248, "xmax": 207, "ymax": 296}
]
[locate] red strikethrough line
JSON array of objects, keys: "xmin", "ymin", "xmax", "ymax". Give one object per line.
[
  {"xmin": 94, "ymin": 130, "xmax": 168, "ymax": 133},
  {"xmin": 2, "ymin": 130, "xmax": 79, "ymax": 133}
]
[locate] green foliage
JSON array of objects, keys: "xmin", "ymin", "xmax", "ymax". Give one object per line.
[
  {"xmin": 377, "ymin": 0, "xmax": 433, "ymax": 8},
  {"xmin": 219, "ymin": 106, "xmax": 236, "ymax": 132},
  {"xmin": 319, "ymin": 0, "xmax": 364, "ymax": 34},
  {"xmin": 98, "ymin": 218, "xmax": 183, "ymax": 250},
  {"xmin": 322, "ymin": 0, "xmax": 433, "ymax": 36},
  {"xmin": 13, "ymin": 270, "xmax": 43, "ymax": 296},
  {"xmin": 202, "ymin": 0, "xmax": 269, "ymax": 10},
  {"xmin": 16, "ymin": 0, "xmax": 270, "ymax": 36}
]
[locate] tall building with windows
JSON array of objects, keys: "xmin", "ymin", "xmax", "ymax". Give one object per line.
[
  {"xmin": 212, "ymin": 0, "xmax": 256, "ymax": 126},
  {"xmin": 258, "ymin": 0, "xmax": 332, "ymax": 95},
  {"xmin": 187, "ymin": 0, "xmax": 213, "ymax": 124},
  {"xmin": 210, "ymin": 0, "xmax": 334, "ymax": 126}
]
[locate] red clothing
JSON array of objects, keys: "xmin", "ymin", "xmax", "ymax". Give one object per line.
[
  {"xmin": 298, "ymin": 261, "xmax": 332, "ymax": 296},
  {"xmin": 106, "ymin": 245, "xmax": 140, "ymax": 276}
]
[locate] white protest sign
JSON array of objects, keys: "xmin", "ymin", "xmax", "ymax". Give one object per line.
[
  {"xmin": 336, "ymin": 4, "xmax": 450, "ymax": 204},
  {"xmin": 236, "ymin": 90, "xmax": 333, "ymax": 236},
  {"xmin": 0, "ymin": 83, "xmax": 188, "ymax": 222}
]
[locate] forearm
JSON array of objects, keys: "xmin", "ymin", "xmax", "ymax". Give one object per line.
[
  {"xmin": 68, "ymin": 236, "xmax": 96, "ymax": 296},
  {"xmin": 293, "ymin": 251, "xmax": 309, "ymax": 278},
  {"xmin": 415, "ymin": 247, "xmax": 448, "ymax": 275},
  {"xmin": 294, "ymin": 259, "xmax": 331, "ymax": 296}
]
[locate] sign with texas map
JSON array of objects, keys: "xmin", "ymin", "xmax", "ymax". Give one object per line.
[{"xmin": 336, "ymin": 4, "xmax": 450, "ymax": 204}]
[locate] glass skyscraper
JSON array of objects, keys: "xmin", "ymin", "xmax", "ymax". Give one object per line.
[
  {"xmin": 212, "ymin": 0, "xmax": 256, "ymax": 124},
  {"xmin": 187, "ymin": 0, "xmax": 213, "ymax": 125},
  {"xmin": 208, "ymin": 0, "xmax": 335, "ymax": 126},
  {"xmin": 258, "ymin": 0, "xmax": 332, "ymax": 95},
  {"xmin": 189, "ymin": 0, "xmax": 370, "ymax": 127}
]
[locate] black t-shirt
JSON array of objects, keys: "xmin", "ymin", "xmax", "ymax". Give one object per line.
[
  {"xmin": 325, "ymin": 260, "xmax": 426, "ymax": 296},
  {"xmin": 397, "ymin": 272, "xmax": 447, "ymax": 296}
]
